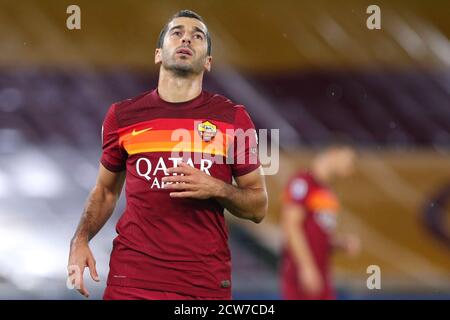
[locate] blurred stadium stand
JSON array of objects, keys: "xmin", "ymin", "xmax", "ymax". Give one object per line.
[{"xmin": 0, "ymin": 0, "xmax": 449, "ymax": 299}]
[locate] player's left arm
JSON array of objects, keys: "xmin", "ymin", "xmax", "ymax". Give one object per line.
[
  {"xmin": 162, "ymin": 163, "xmax": 268, "ymax": 223},
  {"xmin": 216, "ymin": 166, "xmax": 268, "ymax": 223}
]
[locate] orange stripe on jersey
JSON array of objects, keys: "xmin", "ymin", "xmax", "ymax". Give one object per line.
[
  {"xmin": 118, "ymin": 119, "xmax": 234, "ymax": 157},
  {"xmin": 306, "ymin": 189, "xmax": 340, "ymax": 213},
  {"xmin": 122, "ymin": 135, "xmax": 232, "ymax": 156},
  {"xmin": 119, "ymin": 129, "xmax": 181, "ymax": 145},
  {"xmin": 119, "ymin": 130, "xmax": 232, "ymax": 145}
]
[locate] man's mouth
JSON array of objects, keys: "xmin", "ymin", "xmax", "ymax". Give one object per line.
[{"xmin": 176, "ymin": 48, "xmax": 193, "ymax": 56}]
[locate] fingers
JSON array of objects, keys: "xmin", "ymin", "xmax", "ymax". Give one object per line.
[
  {"xmin": 178, "ymin": 162, "xmax": 192, "ymax": 168},
  {"xmin": 167, "ymin": 162, "xmax": 197, "ymax": 175},
  {"xmin": 78, "ymin": 286, "xmax": 90, "ymax": 298},
  {"xmin": 67, "ymin": 264, "xmax": 87, "ymax": 296},
  {"xmin": 165, "ymin": 183, "xmax": 196, "ymax": 192},
  {"xmin": 165, "ymin": 162, "xmax": 210, "ymax": 198},
  {"xmin": 87, "ymin": 257, "xmax": 100, "ymax": 282},
  {"xmin": 75, "ymin": 266, "xmax": 90, "ymax": 298},
  {"xmin": 166, "ymin": 167, "xmax": 185, "ymax": 175},
  {"xmin": 169, "ymin": 191, "xmax": 197, "ymax": 198},
  {"xmin": 67, "ymin": 260, "xmax": 97, "ymax": 298},
  {"xmin": 68, "ymin": 244, "xmax": 99, "ymax": 298},
  {"xmin": 162, "ymin": 175, "xmax": 193, "ymax": 184},
  {"xmin": 167, "ymin": 166, "xmax": 190, "ymax": 175}
]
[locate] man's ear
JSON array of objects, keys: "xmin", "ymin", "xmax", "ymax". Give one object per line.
[
  {"xmin": 204, "ymin": 56, "xmax": 212, "ymax": 72},
  {"xmin": 155, "ymin": 48, "xmax": 162, "ymax": 65}
]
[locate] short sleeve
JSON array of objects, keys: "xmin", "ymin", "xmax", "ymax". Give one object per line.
[
  {"xmin": 230, "ymin": 106, "xmax": 261, "ymax": 177},
  {"xmin": 283, "ymin": 177, "xmax": 309, "ymax": 205},
  {"xmin": 100, "ymin": 103, "xmax": 127, "ymax": 172}
]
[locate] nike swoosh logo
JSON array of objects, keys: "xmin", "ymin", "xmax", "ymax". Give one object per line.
[{"xmin": 132, "ymin": 128, "xmax": 152, "ymax": 136}]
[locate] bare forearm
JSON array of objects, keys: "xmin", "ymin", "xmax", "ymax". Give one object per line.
[
  {"xmin": 71, "ymin": 185, "xmax": 119, "ymax": 244},
  {"xmin": 215, "ymin": 181, "xmax": 267, "ymax": 223},
  {"xmin": 287, "ymin": 227, "xmax": 317, "ymax": 269}
]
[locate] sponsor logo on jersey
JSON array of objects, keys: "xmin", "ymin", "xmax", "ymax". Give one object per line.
[
  {"xmin": 136, "ymin": 157, "xmax": 213, "ymax": 189},
  {"xmin": 132, "ymin": 128, "xmax": 152, "ymax": 136}
]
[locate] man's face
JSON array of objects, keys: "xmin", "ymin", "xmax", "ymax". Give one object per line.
[
  {"xmin": 155, "ymin": 17, "xmax": 211, "ymax": 76},
  {"xmin": 330, "ymin": 148, "xmax": 356, "ymax": 178}
]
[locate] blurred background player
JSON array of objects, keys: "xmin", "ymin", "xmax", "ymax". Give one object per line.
[{"xmin": 280, "ymin": 144, "xmax": 361, "ymax": 300}]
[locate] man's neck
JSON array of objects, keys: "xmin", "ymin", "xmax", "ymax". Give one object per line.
[{"xmin": 157, "ymin": 67, "xmax": 203, "ymax": 103}]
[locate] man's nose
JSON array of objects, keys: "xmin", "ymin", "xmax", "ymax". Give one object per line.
[{"xmin": 181, "ymin": 35, "xmax": 191, "ymax": 45}]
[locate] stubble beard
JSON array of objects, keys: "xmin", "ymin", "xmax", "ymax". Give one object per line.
[{"xmin": 162, "ymin": 50, "xmax": 205, "ymax": 78}]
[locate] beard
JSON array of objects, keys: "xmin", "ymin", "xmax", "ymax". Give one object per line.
[{"xmin": 161, "ymin": 49, "xmax": 205, "ymax": 77}]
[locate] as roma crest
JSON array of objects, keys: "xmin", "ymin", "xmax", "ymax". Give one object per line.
[{"xmin": 197, "ymin": 120, "xmax": 217, "ymax": 142}]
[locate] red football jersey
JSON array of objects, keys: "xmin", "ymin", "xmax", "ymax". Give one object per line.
[
  {"xmin": 100, "ymin": 89, "xmax": 260, "ymax": 298},
  {"xmin": 280, "ymin": 171, "xmax": 340, "ymax": 299}
]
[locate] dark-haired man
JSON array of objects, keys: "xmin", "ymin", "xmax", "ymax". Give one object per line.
[{"xmin": 68, "ymin": 10, "xmax": 267, "ymax": 300}]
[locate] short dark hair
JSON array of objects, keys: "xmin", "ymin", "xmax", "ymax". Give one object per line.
[{"xmin": 156, "ymin": 10, "xmax": 212, "ymax": 55}]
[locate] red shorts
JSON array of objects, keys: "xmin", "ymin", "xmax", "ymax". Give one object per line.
[
  {"xmin": 103, "ymin": 285, "xmax": 231, "ymax": 300},
  {"xmin": 280, "ymin": 258, "xmax": 335, "ymax": 300}
]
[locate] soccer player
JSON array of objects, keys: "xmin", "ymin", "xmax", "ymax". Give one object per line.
[
  {"xmin": 67, "ymin": 10, "xmax": 268, "ymax": 300},
  {"xmin": 280, "ymin": 145, "xmax": 360, "ymax": 300}
]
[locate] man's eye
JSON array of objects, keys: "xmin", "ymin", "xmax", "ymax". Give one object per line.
[
  {"xmin": 172, "ymin": 31, "xmax": 181, "ymax": 36},
  {"xmin": 194, "ymin": 34, "xmax": 204, "ymax": 40}
]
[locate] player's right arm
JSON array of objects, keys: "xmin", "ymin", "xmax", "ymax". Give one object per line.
[
  {"xmin": 68, "ymin": 164, "xmax": 125, "ymax": 298},
  {"xmin": 281, "ymin": 203, "xmax": 323, "ymax": 296}
]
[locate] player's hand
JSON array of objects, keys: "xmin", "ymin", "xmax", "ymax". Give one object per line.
[
  {"xmin": 162, "ymin": 162, "xmax": 224, "ymax": 199},
  {"xmin": 299, "ymin": 265, "xmax": 323, "ymax": 297},
  {"xmin": 67, "ymin": 240, "xmax": 100, "ymax": 298},
  {"xmin": 342, "ymin": 233, "xmax": 361, "ymax": 257}
]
